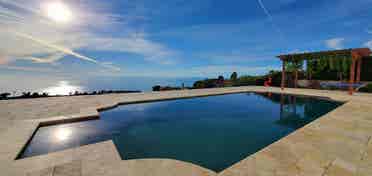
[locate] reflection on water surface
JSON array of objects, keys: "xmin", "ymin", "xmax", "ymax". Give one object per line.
[{"xmin": 41, "ymin": 81, "xmax": 84, "ymax": 95}]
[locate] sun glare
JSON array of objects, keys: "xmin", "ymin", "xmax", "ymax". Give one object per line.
[
  {"xmin": 44, "ymin": 1, "xmax": 72, "ymax": 23},
  {"xmin": 42, "ymin": 81, "xmax": 83, "ymax": 95},
  {"xmin": 55, "ymin": 127, "xmax": 72, "ymax": 141}
]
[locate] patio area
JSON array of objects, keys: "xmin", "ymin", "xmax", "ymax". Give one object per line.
[{"xmin": 0, "ymin": 86, "xmax": 371, "ymax": 176}]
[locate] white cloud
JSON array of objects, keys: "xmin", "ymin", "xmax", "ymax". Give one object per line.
[
  {"xmin": 0, "ymin": 65, "xmax": 60, "ymax": 73},
  {"xmin": 364, "ymin": 40, "xmax": 372, "ymax": 49},
  {"xmin": 367, "ymin": 29, "xmax": 372, "ymax": 34},
  {"xmin": 84, "ymin": 36, "xmax": 177, "ymax": 65},
  {"xmin": 101, "ymin": 62, "xmax": 122, "ymax": 72},
  {"xmin": 289, "ymin": 49, "xmax": 309, "ymax": 54},
  {"xmin": 199, "ymin": 52, "xmax": 275, "ymax": 65},
  {"xmin": 0, "ymin": 0, "xmax": 177, "ymax": 72},
  {"xmin": 13, "ymin": 31, "xmax": 98, "ymax": 64},
  {"xmin": 26, "ymin": 53, "xmax": 66, "ymax": 64},
  {"xmin": 325, "ymin": 38, "xmax": 345, "ymax": 50},
  {"xmin": 0, "ymin": 1, "xmax": 101, "ymax": 65}
]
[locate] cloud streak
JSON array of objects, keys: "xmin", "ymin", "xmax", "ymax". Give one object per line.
[
  {"xmin": 0, "ymin": 0, "xmax": 177, "ymax": 73},
  {"xmin": 14, "ymin": 31, "xmax": 99, "ymax": 63},
  {"xmin": 84, "ymin": 36, "xmax": 177, "ymax": 65},
  {"xmin": 257, "ymin": 0, "xmax": 285, "ymax": 40},
  {"xmin": 27, "ymin": 53, "xmax": 66, "ymax": 64},
  {"xmin": 0, "ymin": 65, "xmax": 61, "ymax": 73},
  {"xmin": 325, "ymin": 38, "xmax": 345, "ymax": 49}
]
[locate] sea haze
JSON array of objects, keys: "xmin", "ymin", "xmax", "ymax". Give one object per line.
[{"xmin": 0, "ymin": 76, "xmax": 202, "ymax": 96}]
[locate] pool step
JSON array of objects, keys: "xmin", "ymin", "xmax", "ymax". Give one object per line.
[{"xmin": 17, "ymin": 141, "xmax": 121, "ymax": 176}]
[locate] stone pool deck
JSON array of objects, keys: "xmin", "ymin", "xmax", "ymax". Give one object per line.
[{"xmin": 0, "ymin": 86, "xmax": 371, "ymax": 176}]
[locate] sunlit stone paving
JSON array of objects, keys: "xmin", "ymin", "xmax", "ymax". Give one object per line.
[{"xmin": 0, "ymin": 86, "xmax": 372, "ymax": 176}]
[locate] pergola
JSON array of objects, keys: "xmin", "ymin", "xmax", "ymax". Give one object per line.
[{"xmin": 277, "ymin": 48, "xmax": 371, "ymax": 94}]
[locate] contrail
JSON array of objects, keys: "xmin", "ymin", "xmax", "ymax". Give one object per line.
[
  {"xmin": 0, "ymin": 1, "xmax": 121, "ymax": 71},
  {"xmin": 257, "ymin": 0, "xmax": 274, "ymax": 21},
  {"xmin": 14, "ymin": 31, "xmax": 121, "ymax": 71},
  {"xmin": 14, "ymin": 31, "xmax": 99, "ymax": 64},
  {"xmin": 257, "ymin": 0, "xmax": 285, "ymax": 39}
]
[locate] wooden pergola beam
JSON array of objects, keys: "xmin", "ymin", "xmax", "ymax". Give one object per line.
[
  {"xmin": 277, "ymin": 48, "xmax": 371, "ymax": 61},
  {"xmin": 349, "ymin": 57, "xmax": 356, "ymax": 95}
]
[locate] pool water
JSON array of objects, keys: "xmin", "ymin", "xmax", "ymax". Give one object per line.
[{"xmin": 19, "ymin": 93, "xmax": 342, "ymax": 172}]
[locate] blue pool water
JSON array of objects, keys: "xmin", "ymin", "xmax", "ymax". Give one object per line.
[{"xmin": 19, "ymin": 93, "xmax": 342, "ymax": 172}]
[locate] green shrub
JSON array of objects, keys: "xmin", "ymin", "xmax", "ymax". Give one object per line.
[
  {"xmin": 0, "ymin": 92, "xmax": 11, "ymax": 100},
  {"xmin": 235, "ymin": 76, "xmax": 258, "ymax": 86},
  {"xmin": 152, "ymin": 85, "xmax": 161, "ymax": 91}
]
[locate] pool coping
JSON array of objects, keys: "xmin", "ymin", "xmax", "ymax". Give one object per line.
[
  {"xmin": 15, "ymin": 91, "xmax": 345, "ymax": 161},
  {"xmin": 0, "ymin": 86, "xmax": 371, "ymax": 176}
]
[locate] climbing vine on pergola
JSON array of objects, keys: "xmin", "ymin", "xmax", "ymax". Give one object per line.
[{"xmin": 277, "ymin": 48, "xmax": 371, "ymax": 94}]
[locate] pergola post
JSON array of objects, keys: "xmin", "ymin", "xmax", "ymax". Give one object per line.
[
  {"xmin": 349, "ymin": 58, "xmax": 356, "ymax": 95},
  {"xmin": 294, "ymin": 64, "xmax": 298, "ymax": 88},
  {"xmin": 281, "ymin": 59, "xmax": 286, "ymax": 90},
  {"xmin": 356, "ymin": 58, "xmax": 362, "ymax": 83}
]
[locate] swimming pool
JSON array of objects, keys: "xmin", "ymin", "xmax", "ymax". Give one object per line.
[{"xmin": 18, "ymin": 93, "xmax": 342, "ymax": 172}]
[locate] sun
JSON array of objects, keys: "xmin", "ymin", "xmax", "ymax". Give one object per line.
[{"xmin": 44, "ymin": 1, "xmax": 72, "ymax": 23}]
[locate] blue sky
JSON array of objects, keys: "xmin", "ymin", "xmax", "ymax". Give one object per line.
[{"xmin": 1, "ymin": 0, "xmax": 372, "ymax": 86}]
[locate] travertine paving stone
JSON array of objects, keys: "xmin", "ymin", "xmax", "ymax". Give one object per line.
[
  {"xmin": 26, "ymin": 167, "xmax": 53, "ymax": 176},
  {"xmin": 53, "ymin": 160, "xmax": 81, "ymax": 176},
  {"xmin": 109, "ymin": 159, "xmax": 216, "ymax": 176},
  {"xmin": 1, "ymin": 86, "xmax": 372, "ymax": 176}
]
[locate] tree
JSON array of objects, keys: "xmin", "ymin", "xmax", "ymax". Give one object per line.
[
  {"xmin": 31, "ymin": 92, "xmax": 40, "ymax": 98},
  {"xmin": 285, "ymin": 60, "xmax": 304, "ymax": 72},
  {"xmin": 236, "ymin": 75, "xmax": 258, "ymax": 86},
  {"xmin": 152, "ymin": 85, "xmax": 161, "ymax": 91},
  {"xmin": 230, "ymin": 72, "xmax": 238, "ymax": 81},
  {"xmin": 267, "ymin": 70, "xmax": 282, "ymax": 87},
  {"xmin": 307, "ymin": 60, "xmax": 315, "ymax": 80},
  {"xmin": 218, "ymin": 75, "xmax": 224, "ymax": 81},
  {"xmin": 286, "ymin": 60, "xmax": 303, "ymax": 88},
  {"xmin": 0, "ymin": 92, "xmax": 11, "ymax": 100},
  {"xmin": 217, "ymin": 75, "xmax": 225, "ymax": 86},
  {"xmin": 22, "ymin": 92, "xmax": 31, "ymax": 98}
]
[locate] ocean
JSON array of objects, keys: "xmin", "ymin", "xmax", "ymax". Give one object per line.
[{"xmin": 0, "ymin": 76, "xmax": 202, "ymax": 96}]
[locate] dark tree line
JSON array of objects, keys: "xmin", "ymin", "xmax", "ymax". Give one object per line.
[{"xmin": 191, "ymin": 72, "xmax": 274, "ymax": 89}]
